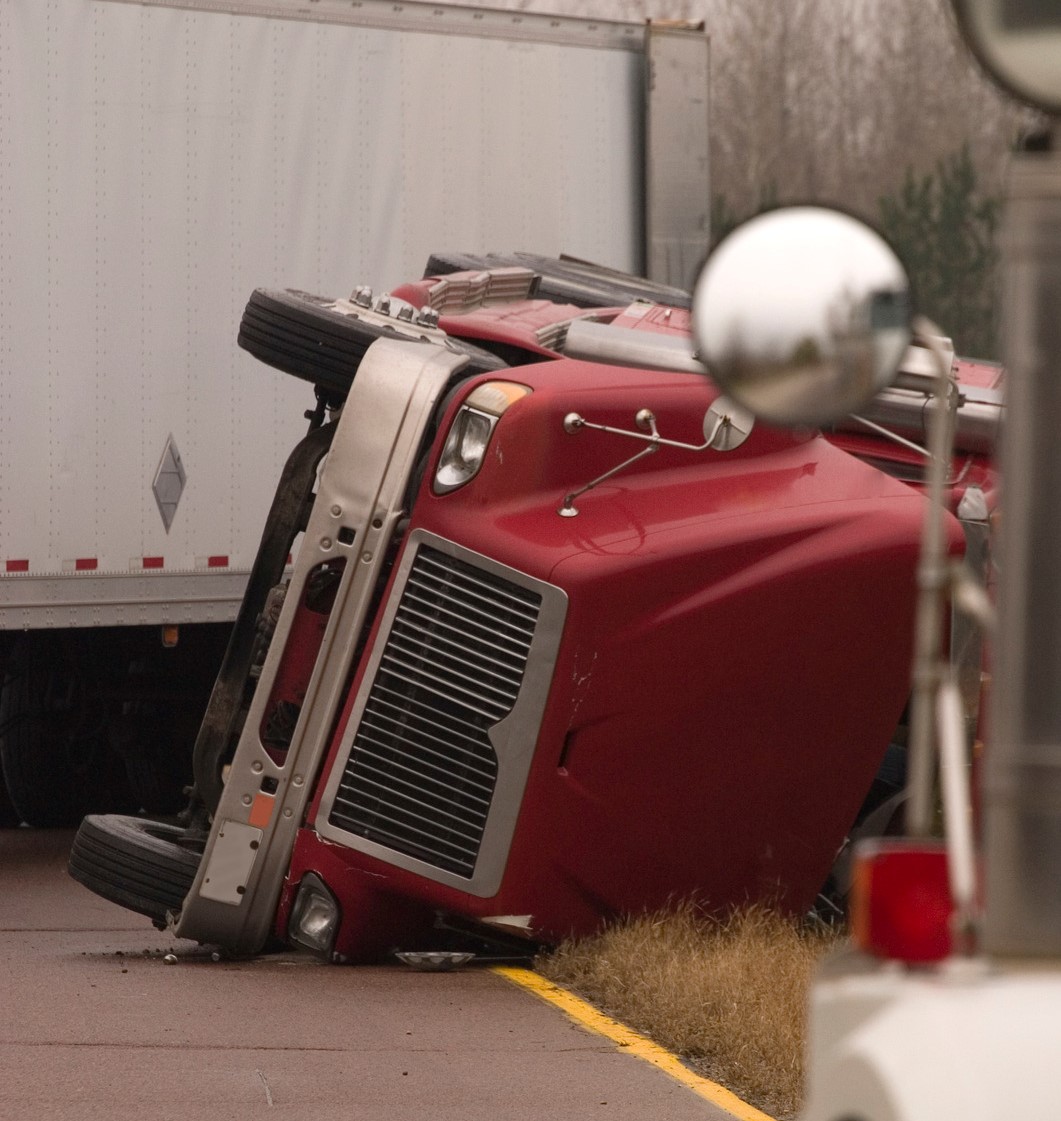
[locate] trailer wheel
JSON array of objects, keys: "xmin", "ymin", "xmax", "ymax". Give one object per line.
[
  {"xmin": 123, "ymin": 751, "xmax": 190, "ymax": 816},
  {"xmin": 68, "ymin": 814, "xmax": 204, "ymax": 926},
  {"xmin": 0, "ymin": 634, "xmax": 132, "ymax": 828},
  {"xmin": 238, "ymin": 287, "xmax": 507, "ymax": 398},
  {"xmin": 0, "ymin": 775, "xmax": 19, "ymax": 827},
  {"xmin": 111, "ymin": 707, "xmax": 199, "ymax": 816}
]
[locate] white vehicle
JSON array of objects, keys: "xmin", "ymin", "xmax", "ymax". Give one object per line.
[
  {"xmin": 688, "ymin": 5, "xmax": 1061, "ymax": 1113},
  {"xmin": 0, "ymin": 0, "xmax": 709, "ymax": 826}
]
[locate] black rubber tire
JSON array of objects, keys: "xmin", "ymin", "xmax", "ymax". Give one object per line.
[
  {"xmin": 0, "ymin": 637, "xmax": 16, "ymax": 827},
  {"xmin": 123, "ymin": 748, "xmax": 191, "ymax": 816},
  {"xmin": 111, "ymin": 701, "xmax": 202, "ymax": 817},
  {"xmin": 69, "ymin": 814, "xmax": 204, "ymax": 925},
  {"xmin": 0, "ymin": 634, "xmax": 133, "ymax": 828},
  {"xmin": 423, "ymin": 251, "xmax": 692, "ymax": 311},
  {"xmin": 238, "ymin": 288, "xmax": 508, "ymax": 397},
  {"xmin": 0, "ymin": 774, "xmax": 20, "ymax": 827}
]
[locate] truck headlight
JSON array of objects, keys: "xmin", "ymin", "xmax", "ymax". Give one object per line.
[
  {"xmin": 289, "ymin": 872, "xmax": 341, "ymax": 959},
  {"xmin": 433, "ymin": 381, "xmax": 531, "ymax": 494}
]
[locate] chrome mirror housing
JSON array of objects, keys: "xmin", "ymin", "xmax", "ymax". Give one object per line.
[
  {"xmin": 691, "ymin": 206, "xmax": 912, "ymax": 428},
  {"xmin": 953, "ymin": 0, "xmax": 1061, "ymax": 113}
]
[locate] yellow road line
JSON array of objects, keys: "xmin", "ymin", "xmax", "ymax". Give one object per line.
[{"xmin": 491, "ymin": 965, "xmax": 777, "ymax": 1121}]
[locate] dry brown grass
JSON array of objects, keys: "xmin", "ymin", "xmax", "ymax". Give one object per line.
[{"xmin": 538, "ymin": 903, "xmax": 845, "ymax": 1120}]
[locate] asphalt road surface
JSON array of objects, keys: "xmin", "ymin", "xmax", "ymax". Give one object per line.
[{"xmin": 0, "ymin": 828, "xmax": 742, "ymax": 1121}]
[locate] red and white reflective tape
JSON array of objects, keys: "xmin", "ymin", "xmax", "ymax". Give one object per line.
[{"xmin": 3, "ymin": 555, "xmax": 236, "ymax": 574}]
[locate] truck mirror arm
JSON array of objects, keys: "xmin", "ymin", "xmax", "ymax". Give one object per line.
[
  {"xmin": 558, "ymin": 408, "xmax": 730, "ymax": 517},
  {"xmin": 905, "ymin": 318, "xmax": 964, "ymax": 841}
]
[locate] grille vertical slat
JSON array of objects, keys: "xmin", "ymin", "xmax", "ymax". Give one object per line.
[
  {"xmin": 334, "ymin": 775, "xmax": 488, "ymax": 837},
  {"xmin": 356, "ymin": 721, "xmax": 497, "ymax": 795},
  {"xmin": 390, "ymin": 615, "xmax": 530, "ymax": 681},
  {"xmin": 367, "ymin": 689, "xmax": 499, "ymax": 762},
  {"xmin": 331, "ymin": 799, "xmax": 483, "ymax": 860},
  {"xmin": 346, "ymin": 739, "xmax": 495, "ymax": 810},
  {"xmin": 384, "ymin": 638, "xmax": 522, "ymax": 706},
  {"xmin": 415, "ymin": 552, "xmax": 542, "ymax": 618},
  {"xmin": 328, "ymin": 545, "xmax": 542, "ymax": 877},
  {"xmin": 401, "ymin": 587, "xmax": 535, "ymax": 650},
  {"xmin": 374, "ymin": 663, "xmax": 508, "ymax": 724}
]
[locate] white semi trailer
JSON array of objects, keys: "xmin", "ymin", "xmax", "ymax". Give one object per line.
[{"xmin": 0, "ymin": 0, "xmax": 709, "ymax": 825}]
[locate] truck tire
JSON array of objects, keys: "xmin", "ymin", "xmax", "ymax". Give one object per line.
[
  {"xmin": 112, "ymin": 705, "xmax": 201, "ymax": 817},
  {"xmin": 238, "ymin": 288, "xmax": 507, "ymax": 398},
  {"xmin": 68, "ymin": 814, "xmax": 204, "ymax": 926},
  {"xmin": 0, "ymin": 775, "xmax": 19, "ymax": 827},
  {"xmin": 423, "ymin": 251, "xmax": 692, "ymax": 310},
  {"xmin": 0, "ymin": 635, "xmax": 132, "ymax": 828},
  {"xmin": 123, "ymin": 749, "xmax": 191, "ymax": 816}
]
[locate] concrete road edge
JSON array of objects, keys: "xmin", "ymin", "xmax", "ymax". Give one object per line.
[{"xmin": 492, "ymin": 966, "xmax": 778, "ymax": 1121}]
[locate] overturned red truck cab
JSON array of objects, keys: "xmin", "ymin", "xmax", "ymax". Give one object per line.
[{"xmin": 69, "ymin": 255, "xmax": 1000, "ymax": 962}]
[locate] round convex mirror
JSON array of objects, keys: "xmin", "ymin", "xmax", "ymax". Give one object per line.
[
  {"xmin": 953, "ymin": 0, "xmax": 1061, "ymax": 114},
  {"xmin": 691, "ymin": 207, "xmax": 912, "ymax": 428}
]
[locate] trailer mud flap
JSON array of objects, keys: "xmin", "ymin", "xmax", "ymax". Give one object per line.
[{"xmin": 176, "ymin": 339, "xmax": 468, "ymax": 953}]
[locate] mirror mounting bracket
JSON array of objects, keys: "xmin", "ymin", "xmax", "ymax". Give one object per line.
[{"xmin": 557, "ymin": 403, "xmax": 743, "ymax": 517}]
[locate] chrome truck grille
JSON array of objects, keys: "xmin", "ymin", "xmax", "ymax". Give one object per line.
[{"xmin": 326, "ymin": 541, "xmax": 547, "ymax": 879}]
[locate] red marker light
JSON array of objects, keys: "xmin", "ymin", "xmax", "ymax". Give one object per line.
[{"xmin": 851, "ymin": 839, "xmax": 953, "ymax": 964}]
